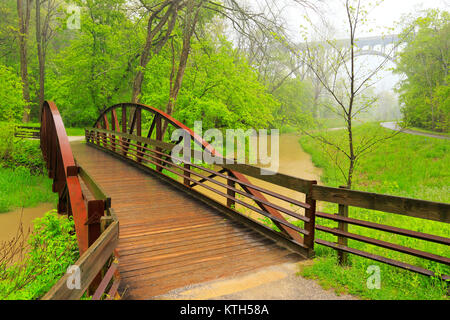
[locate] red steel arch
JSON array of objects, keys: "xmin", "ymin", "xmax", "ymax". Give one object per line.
[{"xmin": 92, "ymin": 102, "xmax": 304, "ymax": 243}]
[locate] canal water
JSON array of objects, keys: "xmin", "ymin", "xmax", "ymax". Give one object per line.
[{"xmin": 0, "ymin": 203, "xmax": 55, "ymax": 244}]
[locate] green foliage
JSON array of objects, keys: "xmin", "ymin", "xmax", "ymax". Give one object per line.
[
  {"xmin": 46, "ymin": 0, "xmax": 138, "ymax": 127},
  {"xmin": 0, "ymin": 64, "xmax": 25, "ymax": 121},
  {"xmin": 299, "ymin": 124, "xmax": 449, "ymax": 299},
  {"xmin": 0, "ymin": 211, "xmax": 79, "ymax": 299},
  {"xmin": 0, "ymin": 124, "xmax": 46, "ymax": 174},
  {"xmin": 395, "ymin": 9, "xmax": 450, "ymax": 133},
  {"xmin": 0, "ymin": 126, "xmax": 55, "ymax": 212},
  {"xmin": 0, "ymin": 166, "xmax": 56, "ymax": 213},
  {"xmin": 272, "ymin": 78, "xmax": 314, "ymax": 129},
  {"xmin": 142, "ymin": 35, "xmax": 278, "ymax": 131}
]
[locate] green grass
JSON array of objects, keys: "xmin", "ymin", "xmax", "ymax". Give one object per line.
[
  {"xmin": 298, "ymin": 123, "xmax": 449, "ymax": 300},
  {"xmin": 0, "ymin": 167, "xmax": 57, "ymax": 213},
  {"xmin": 66, "ymin": 127, "xmax": 86, "ymax": 136}
]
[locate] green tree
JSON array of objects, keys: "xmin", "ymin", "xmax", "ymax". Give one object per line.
[
  {"xmin": 0, "ymin": 64, "xmax": 25, "ymax": 121},
  {"xmin": 395, "ymin": 9, "xmax": 449, "ymax": 132}
]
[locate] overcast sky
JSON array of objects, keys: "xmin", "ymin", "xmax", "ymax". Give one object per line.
[
  {"xmin": 248, "ymin": 0, "xmax": 449, "ymax": 93},
  {"xmin": 274, "ymin": 0, "xmax": 450, "ymax": 40}
]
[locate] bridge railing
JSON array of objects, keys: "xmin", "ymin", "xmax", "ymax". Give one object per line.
[
  {"xmin": 85, "ymin": 126, "xmax": 316, "ymax": 258},
  {"xmin": 86, "ymin": 102, "xmax": 449, "ymax": 280},
  {"xmin": 312, "ymin": 186, "xmax": 449, "ymax": 280},
  {"xmin": 39, "ymin": 101, "xmax": 120, "ymax": 300},
  {"xmin": 14, "ymin": 125, "xmax": 40, "ymax": 139}
]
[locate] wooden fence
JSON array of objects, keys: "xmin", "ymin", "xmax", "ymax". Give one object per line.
[{"xmin": 14, "ymin": 125, "xmax": 40, "ymax": 139}]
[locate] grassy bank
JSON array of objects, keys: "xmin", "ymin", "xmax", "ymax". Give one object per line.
[
  {"xmin": 0, "ymin": 167, "xmax": 56, "ymax": 213},
  {"xmin": 0, "ymin": 126, "xmax": 57, "ymax": 213},
  {"xmin": 298, "ymin": 123, "xmax": 449, "ymax": 300}
]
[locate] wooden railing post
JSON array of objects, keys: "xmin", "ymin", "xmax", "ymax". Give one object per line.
[
  {"xmin": 155, "ymin": 115, "xmax": 163, "ymax": 172},
  {"xmin": 136, "ymin": 108, "xmax": 142, "ymax": 163},
  {"xmin": 86, "ymin": 199, "xmax": 105, "ymax": 294},
  {"xmin": 304, "ymin": 181, "xmax": 317, "ymax": 257},
  {"xmin": 337, "ymin": 185, "xmax": 349, "ymax": 265},
  {"xmin": 183, "ymin": 162, "xmax": 190, "ymax": 186},
  {"xmin": 227, "ymin": 171, "xmax": 236, "ymax": 208}
]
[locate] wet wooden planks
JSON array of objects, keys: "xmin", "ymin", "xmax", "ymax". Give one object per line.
[{"xmin": 71, "ymin": 142, "xmax": 302, "ymax": 299}]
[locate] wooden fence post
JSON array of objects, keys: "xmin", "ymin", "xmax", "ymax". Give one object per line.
[
  {"xmin": 86, "ymin": 199, "xmax": 105, "ymax": 294},
  {"xmin": 227, "ymin": 171, "xmax": 236, "ymax": 209},
  {"xmin": 304, "ymin": 181, "xmax": 317, "ymax": 257},
  {"xmin": 183, "ymin": 162, "xmax": 190, "ymax": 186},
  {"xmin": 337, "ymin": 185, "xmax": 349, "ymax": 265}
]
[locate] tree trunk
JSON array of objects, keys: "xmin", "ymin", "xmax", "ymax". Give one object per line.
[
  {"xmin": 162, "ymin": 0, "xmax": 203, "ymax": 136},
  {"xmin": 131, "ymin": 2, "xmax": 178, "ymax": 103},
  {"xmin": 36, "ymin": 0, "xmax": 45, "ymax": 119},
  {"xmin": 17, "ymin": 0, "xmax": 32, "ymax": 122}
]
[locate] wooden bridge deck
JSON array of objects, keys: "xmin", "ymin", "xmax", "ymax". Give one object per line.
[{"xmin": 71, "ymin": 142, "xmax": 302, "ymax": 299}]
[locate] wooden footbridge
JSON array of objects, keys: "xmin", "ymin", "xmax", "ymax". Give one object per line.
[{"xmin": 38, "ymin": 101, "xmax": 449, "ymax": 300}]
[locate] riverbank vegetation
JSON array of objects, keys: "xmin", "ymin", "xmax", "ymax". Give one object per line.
[
  {"xmin": 299, "ymin": 123, "xmax": 449, "ymax": 299},
  {"xmin": 0, "ymin": 211, "xmax": 78, "ymax": 299},
  {"xmin": 0, "ymin": 123, "xmax": 56, "ymax": 213}
]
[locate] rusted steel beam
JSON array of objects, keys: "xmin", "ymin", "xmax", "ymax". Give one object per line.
[
  {"xmin": 91, "ymin": 103, "xmax": 314, "ymax": 247},
  {"xmin": 89, "ymin": 132, "xmax": 311, "ymax": 222},
  {"xmin": 136, "ymin": 108, "xmax": 142, "ymax": 163},
  {"xmin": 88, "ymin": 138, "xmax": 309, "ymax": 235},
  {"xmin": 40, "ymin": 101, "xmax": 89, "ymax": 255}
]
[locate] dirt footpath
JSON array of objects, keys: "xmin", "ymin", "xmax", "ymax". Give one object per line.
[{"xmin": 156, "ymin": 261, "xmax": 356, "ymax": 300}]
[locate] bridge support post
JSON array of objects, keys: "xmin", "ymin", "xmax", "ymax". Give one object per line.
[
  {"xmin": 155, "ymin": 115, "xmax": 163, "ymax": 172},
  {"xmin": 86, "ymin": 199, "xmax": 105, "ymax": 295}
]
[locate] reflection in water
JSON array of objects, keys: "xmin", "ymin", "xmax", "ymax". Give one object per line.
[{"xmin": 0, "ymin": 203, "xmax": 55, "ymax": 243}]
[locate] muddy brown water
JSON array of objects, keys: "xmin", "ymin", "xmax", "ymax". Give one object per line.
[{"xmin": 0, "ymin": 203, "xmax": 55, "ymax": 244}]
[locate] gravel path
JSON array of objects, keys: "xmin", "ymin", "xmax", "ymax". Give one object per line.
[
  {"xmin": 68, "ymin": 136, "xmax": 85, "ymax": 142},
  {"xmin": 381, "ymin": 122, "xmax": 449, "ymax": 140},
  {"xmin": 156, "ymin": 261, "xmax": 356, "ymax": 300}
]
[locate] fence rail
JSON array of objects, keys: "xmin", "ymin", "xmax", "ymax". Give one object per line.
[{"xmin": 14, "ymin": 125, "xmax": 40, "ymax": 139}]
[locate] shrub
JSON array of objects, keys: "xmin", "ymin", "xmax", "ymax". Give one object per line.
[
  {"xmin": 0, "ymin": 211, "xmax": 79, "ymax": 300},
  {"xmin": 0, "ymin": 124, "xmax": 46, "ymax": 174}
]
